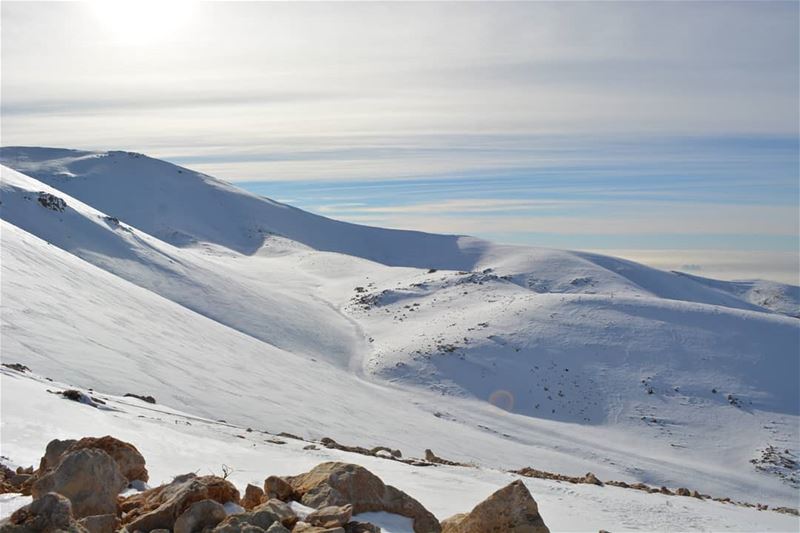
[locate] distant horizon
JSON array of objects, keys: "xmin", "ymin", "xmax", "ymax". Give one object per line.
[{"xmin": 2, "ymin": 1, "xmax": 798, "ymax": 283}]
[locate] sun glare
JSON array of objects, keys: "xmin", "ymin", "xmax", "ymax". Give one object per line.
[{"xmin": 91, "ymin": 0, "xmax": 191, "ymax": 45}]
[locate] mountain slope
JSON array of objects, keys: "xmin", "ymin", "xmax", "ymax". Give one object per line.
[
  {"xmin": 1, "ymin": 148, "xmax": 799, "ymax": 516},
  {"xmin": 0, "ymin": 146, "xmax": 788, "ymax": 316}
]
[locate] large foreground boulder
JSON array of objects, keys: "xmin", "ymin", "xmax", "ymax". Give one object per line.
[
  {"xmin": 120, "ymin": 474, "xmax": 240, "ymax": 532},
  {"xmin": 38, "ymin": 436, "xmax": 148, "ymax": 483},
  {"xmin": 284, "ymin": 462, "xmax": 440, "ymax": 533},
  {"xmin": 440, "ymin": 480, "xmax": 549, "ymax": 533},
  {"xmin": 32, "ymin": 449, "xmax": 127, "ymax": 518},
  {"xmin": 66, "ymin": 436, "xmax": 149, "ymax": 483},
  {"xmin": 1, "ymin": 492, "xmax": 87, "ymax": 533}
]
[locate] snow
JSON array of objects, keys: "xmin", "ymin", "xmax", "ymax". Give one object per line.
[
  {"xmin": 1, "ymin": 147, "xmax": 798, "ymax": 530},
  {"xmin": 1, "ymin": 370, "xmax": 798, "ymax": 532}
]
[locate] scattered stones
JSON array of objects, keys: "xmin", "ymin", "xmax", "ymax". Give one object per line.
[
  {"xmin": 440, "ymin": 480, "xmax": 549, "ymax": 533},
  {"xmin": 284, "ymin": 462, "xmax": 440, "ymax": 533},
  {"xmin": 32, "ymin": 449, "xmax": 127, "ymax": 518},
  {"xmin": 174, "ymin": 499, "xmax": 227, "ymax": 533}
]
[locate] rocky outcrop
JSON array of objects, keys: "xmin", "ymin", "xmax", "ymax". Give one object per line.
[
  {"xmin": 254, "ymin": 500, "xmax": 297, "ymax": 528},
  {"xmin": 2, "ymin": 492, "xmax": 87, "ymax": 533},
  {"xmin": 173, "ymin": 499, "xmax": 227, "ymax": 533},
  {"xmin": 440, "ymin": 480, "xmax": 549, "ymax": 533},
  {"xmin": 120, "ymin": 474, "xmax": 240, "ymax": 532},
  {"xmin": 285, "ymin": 462, "xmax": 440, "ymax": 533},
  {"xmin": 32, "ymin": 449, "xmax": 127, "ymax": 518}
]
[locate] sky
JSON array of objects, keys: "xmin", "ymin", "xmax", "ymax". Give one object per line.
[{"xmin": 1, "ymin": 1, "xmax": 798, "ymax": 283}]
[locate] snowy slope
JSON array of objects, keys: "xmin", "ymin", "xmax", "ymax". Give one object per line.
[
  {"xmin": 1, "ymin": 148, "xmax": 799, "ymax": 525},
  {"xmin": 2, "ymin": 368, "xmax": 798, "ymax": 533}
]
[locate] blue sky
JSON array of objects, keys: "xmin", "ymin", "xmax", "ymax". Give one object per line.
[{"xmin": 2, "ymin": 1, "xmax": 798, "ymax": 282}]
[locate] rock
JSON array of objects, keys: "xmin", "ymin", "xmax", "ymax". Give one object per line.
[
  {"xmin": 1, "ymin": 363, "xmax": 30, "ymax": 373},
  {"xmin": 266, "ymin": 523, "xmax": 291, "ymax": 533},
  {"xmin": 3, "ymin": 492, "xmax": 87, "ymax": 533},
  {"xmin": 121, "ymin": 474, "xmax": 240, "ymax": 532},
  {"xmin": 581, "ymin": 473, "xmax": 603, "ymax": 486},
  {"xmin": 212, "ymin": 503, "xmax": 281, "ymax": 532},
  {"xmin": 264, "ymin": 475, "xmax": 295, "ymax": 501},
  {"xmin": 241, "ymin": 483, "xmax": 265, "ymax": 510},
  {"xmin": 123, "ymin": 393, "xmax": 156, "ymax": 404},
  {"xmin": 306, "ymin": 505, "xmax": 352, "ymax": 528},
  {"xmin": 77, "ymin": 514, "xmax": 119, "ymax": 533},
  {"xmin": 32, "ymin": 449, "xmax": 127, "ymax": 518},
  {"xmin": 293, "ymin": 523, "xmax": 345, "ymax": 533},
  {"xmin": 38, "ymin": 439, "xmax": 78, "ymax": 471},
  {"xmin": 284, "ymin": 462, "xmax": 440, "ymax": 533},
  {"xmin": 174, "ymin": 499, "xmax": 227, "ymax": 533},
  {"xmin": 675, "ymin": 487, "xmax": 691, "ymax": 497},
  {"xmin": 37, "ymin": 192, "xmax": 67, "ymax": 212},
  {"xmin": 345, "ymin": 522, "xmax": 381, "ymax": 533},
  {"xmin": 66, "ymin": 436, "xmax": 149, "ymax": 482},
  {"xmin": 253, "ymin": 500, "xmax": 297, "ymax": 528},
  {"xmin": 440, "ymin": 480, "xmax": 549, "ymax": 533}
]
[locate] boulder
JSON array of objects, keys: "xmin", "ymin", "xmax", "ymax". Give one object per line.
[
  {"xmin": 212, "ymin": 504, "xmax": 281, "ymax": 532},
  {"xmin": 440, "ymin": 480, "xmax": 549, "ymax": 533},
  {"xmin": 3, "ymin": 492, "xmax": 87, "ymax": 533},
  {"xmin": 77, "ymin": 514, "xmax": 118, "ymax": 533},
  {"xmin": 66, "ymin": 436, "xmax": 148, "ymax": 483},
  {"xmin": 241, "ymin": 483, "xmax": 265, "ymax": 510},
  {"xmin": 284, "ymin": 462, "xmax": 440, "ymax": 533},
  {"xmin": 264, "ymin": 475, "xmax": 295, "ymax": 502},
  {"xmin": 293, "ymin": 523, "xmax": 345, "ymax": 533},
  {"xmin": 32, "ymin": 449, "xmax": 127, "ymax": 518},
  {"xmin": 306, "ymin": 505, "xmax": 352, "ymax": 528},
  {"xmin": 174, "ymin": 499, "xmax": 227, "ymax": 533},
  {"xmin": 345, "ymin": 523, "xmax": 381, "ymax": 533},
  {"xmin": 38, "ymin": 439, "xmax": 77, "ymax": 472},
  {"xmin": 121, "ymin": 474, "xmax": 240, "ymax": 532},
  {"xmin": 254, "ymin": 500, "xmax": 297, "ymax": 528}
]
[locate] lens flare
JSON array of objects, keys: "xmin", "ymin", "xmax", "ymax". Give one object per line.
[{"xmin": 488, "ymin": 389, "xmax": 514, "ymax": 411}]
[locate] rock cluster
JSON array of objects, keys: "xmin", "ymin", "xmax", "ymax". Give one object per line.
[{"xmin": 0, "ymin": 435, "xmax": 552, "ymax": 533}]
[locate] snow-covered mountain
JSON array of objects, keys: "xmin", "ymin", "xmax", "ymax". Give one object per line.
[{"xmin": 1, "ymin": 147, "xmax": 798, "ymax": 529}]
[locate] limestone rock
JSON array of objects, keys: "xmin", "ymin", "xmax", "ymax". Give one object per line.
[
  {"xmin": 77, "ymin": 514, "xmax": 118, "ymax": 533},
  {"xmin": 32, "ymin": 449, "xmax": 127, "ymax": 518},
  {"xmin": 2, "ymin": 492, "xmax": 87, "ymax": 533},
  {"xmin": 264, "ymin": 476, "xmax": 295, "ymax": 502},
  {"xmin": 440, "ymin": 480, "xmax": 549, "ymax": 533},
  {"xmin": 121, "ymin": 474, "xmax": 240, "ymax": 532},
  {"xmin": 174, "ymin": 499, "xmax": 227, "ymax": 533},
  {"xmin": 254, "ymin": 500, "xmax": 297, "ymax": 528},
  {"xmin": 241, "ymin": 483, "xmax": 265, "ymax": 510},
  {"xmin": 306, "ymin": 505, "xmax": 352, "ymax": 528},
  {"xmin": 66, "ymin": 436, "xmax": 148, "ymax": 482},
  {"xmin": 38, "ymin": 439, "xmax": 78, "ymax": 472},
  {"xmin": 285, "ymin": 462, "xmax": 439, "ymax": 533}
]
